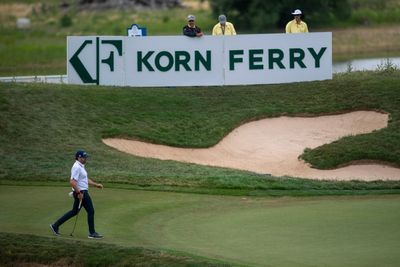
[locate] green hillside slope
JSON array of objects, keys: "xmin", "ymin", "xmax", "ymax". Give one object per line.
[{"xmin": 1, "ymin": 70, "xmax": 400, "ymax": 195}]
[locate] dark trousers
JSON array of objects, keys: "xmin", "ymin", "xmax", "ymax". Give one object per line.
[{"xmin": 53, "ymin": 190, "xmax": 96, "ymax": 234}]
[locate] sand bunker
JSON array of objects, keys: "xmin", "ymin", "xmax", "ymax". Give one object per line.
[{"xmin": 103, "ymin": 111, "xmax": 400, "ymax": 181}]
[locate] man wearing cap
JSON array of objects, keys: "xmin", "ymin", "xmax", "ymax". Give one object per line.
[
  {"xmin": 50, "ymin": 150, "xmax": 104, "ymax": 239},
  {"xmin": 285, "ymin": 9, "xmax": 309, "ymax": 33},
  {"xmin": 212, "ymin": 14, "xmax": 236, "ymax": 36},
  {"xmin": 183, "ymin": 14, "xmax": 203, "ymax": 37}
]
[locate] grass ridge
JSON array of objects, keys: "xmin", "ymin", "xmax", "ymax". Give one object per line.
[{"xmin": 0, "ymin": 232, "xmax": 229, "ymax": 267}]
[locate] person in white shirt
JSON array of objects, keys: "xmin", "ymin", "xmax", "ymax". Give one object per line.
[{"xmin": 50, "ymin": 150, "xmax": 104, "ymax": 239}]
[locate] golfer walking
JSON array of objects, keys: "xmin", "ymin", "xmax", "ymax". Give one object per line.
[{"xmin": 50, "ymin": 150, "xmax": 104, "ymax": 239}]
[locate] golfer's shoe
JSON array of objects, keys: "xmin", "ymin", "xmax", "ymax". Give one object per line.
[
  {"xmin": 49, "ymin": 224, "xmax": 60, "ymax": 236},
  {"xmin": 88, "ymin": 232, "xmax": 103, "ymax": 239}
]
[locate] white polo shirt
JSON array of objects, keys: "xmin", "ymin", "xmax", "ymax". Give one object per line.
[{"xmin": 71, "ymin": 160, "xmax": 89, "ymax": 191}]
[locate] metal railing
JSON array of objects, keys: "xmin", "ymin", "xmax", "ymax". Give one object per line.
[{"xmin": 0, "ymin": 75, "xmax": 68, "ymax": 84}]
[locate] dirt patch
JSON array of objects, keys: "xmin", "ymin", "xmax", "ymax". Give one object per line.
[
  {"xmin": 0, "ymin": 4, "xmax": 34, "ymax": 18},
  {"xmin": 103, "ymin": 111, "xmax": 400, "ymax": 181},
  {"xmin": 181, "ymin": 0, "xmax": 210, "ymax": 10}
]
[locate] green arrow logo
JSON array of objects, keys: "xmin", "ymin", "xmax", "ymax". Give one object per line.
[
  {"xmin": 69, "ymin": 39, "xmax": 98, "ymax": 84},
  {"xmin": 69, "ymin": 38, "xmax": 123, "ymax": 85}
]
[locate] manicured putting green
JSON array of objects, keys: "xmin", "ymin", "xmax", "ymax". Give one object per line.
[{"xmin": 0, "ymin": 186, "xmax": 399, "ymax": 267}]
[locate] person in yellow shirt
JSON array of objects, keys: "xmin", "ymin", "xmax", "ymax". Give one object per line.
[
  {"xmin": 212, "ymin": 14, "xmax": 236, "ymax": 36},
  {"xmin": 285, "ymin": 9, "xmax": 309, "ymax": 33}
]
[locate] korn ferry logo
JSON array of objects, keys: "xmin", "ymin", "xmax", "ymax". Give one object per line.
[
  {"xmin": 67, "ymin": 33, "xmax": 331, "ymax": 87},
  {"xmin": 69, "ymin": 37, "xmax": 123, "ymax": 85}
]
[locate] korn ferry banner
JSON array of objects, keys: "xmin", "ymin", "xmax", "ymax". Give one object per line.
[{"xmin": 67, "ymin": 33, "xmax": 331, "ymax": 87}]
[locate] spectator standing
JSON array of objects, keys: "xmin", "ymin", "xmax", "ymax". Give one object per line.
[
  {"xmin": 212, "ymin": 14, "xmax": 236, "ymax": 36},
  {"xmin": 285, "ymin": 9, "xmax": 309, "ymax": 33},
  {"xmin": 183, "ymin": 14, "xmax": 203, "ymax": 37}
]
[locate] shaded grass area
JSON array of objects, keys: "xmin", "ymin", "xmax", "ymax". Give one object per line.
[
  {"xmin": 0, "ymin": 232, "xmax": 225, "ymax": 267},
  {"xmin": 1, "ymin": 71, "xmax": 400, "ymax": 195}
]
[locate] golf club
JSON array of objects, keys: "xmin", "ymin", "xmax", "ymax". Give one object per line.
[{"xmin": 70, "ymin": 198, "xmax": 82, "ymax": 237}]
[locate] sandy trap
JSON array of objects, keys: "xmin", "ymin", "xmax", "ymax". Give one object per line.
[{"xmin": 103, "ymin": 111, "xmax": 400, "ymax": 181}]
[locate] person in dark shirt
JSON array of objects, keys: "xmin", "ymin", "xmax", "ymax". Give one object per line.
[{"xmin": 183, "ymin": 14, "xmax": 203, "ymax": 37}]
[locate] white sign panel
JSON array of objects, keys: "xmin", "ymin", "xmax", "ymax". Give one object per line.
[
  {"xmin": 67, "ymin": 33, "xmax": 331, "ymax": 87},
  {"xmin": 124, "ymin": 36, "xmax": 224, "ymax": 86},
  {"xmin": 224, "ymin": 33, "xmax": 332, "ymax": 85}
]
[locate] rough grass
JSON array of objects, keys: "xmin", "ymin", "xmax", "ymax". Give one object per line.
[
  {"xmin": 0, "ymin": 233, "xmax": 225, "ymax": 267},
  {"xmin": 1, "ymin": 71, "xmax": 400, "ymax": 195}
]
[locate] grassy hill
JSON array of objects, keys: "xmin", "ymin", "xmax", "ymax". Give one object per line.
[{"xmin": 1, "ymin": 70, "xmax": 400, "ymax": 196}]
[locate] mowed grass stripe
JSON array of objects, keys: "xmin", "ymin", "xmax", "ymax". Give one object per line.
[
  {"xmin": 135, "ymin": 195, "xmax": 400, "ymax": 267},
  {"xmin": 1, "ymin": 185, "xmax": 399, "ymax": 266}
]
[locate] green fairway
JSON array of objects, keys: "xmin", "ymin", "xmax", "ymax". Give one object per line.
[
  {"xmin": 2, "ymin": 1, "xmax": 400, "ymax": 266},
  {"xmin": 1, "ymin": 185, "xmax": 399, "ymax": 267}
]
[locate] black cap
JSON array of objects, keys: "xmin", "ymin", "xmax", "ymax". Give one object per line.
[{"xmin": 75, "ymin": 150, "xmax": 89, "ymax": 159}]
